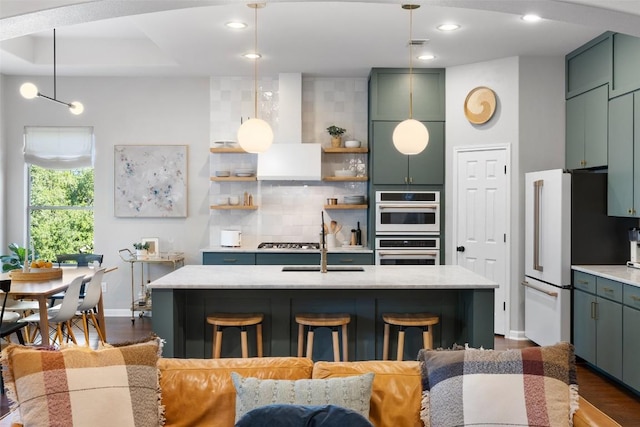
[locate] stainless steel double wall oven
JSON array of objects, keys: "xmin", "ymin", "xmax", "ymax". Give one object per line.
[{"xmin": 374, "ymin": 190, "xmax": 441, "ymax": 265}]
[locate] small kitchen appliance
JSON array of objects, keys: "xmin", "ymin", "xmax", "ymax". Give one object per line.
[
  {"xmin": 628, "ymin": 228, "xmax": 640, "ymax": 269},
  {"xmin": 220, "ymin": 230, "xmax": 241, "ymax": 247}
]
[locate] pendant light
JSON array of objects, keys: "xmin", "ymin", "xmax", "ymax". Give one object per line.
[
  {"xmin": 19, "ymin": 29, "xmax": 84, "ymax": 115},
  {"xmin": 393, "ymin": 5, "xmax": 429, "ymax": 155},
  {"xmin": 237, "ymin": 3, "xmax": 273, "ymax": 154}
]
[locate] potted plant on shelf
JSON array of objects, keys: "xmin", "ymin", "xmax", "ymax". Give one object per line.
[
  {"xmin": 327, "ymin": 125, "xmax": 346, "ymax": 148},
  {"xmin": 133, "ymin": 242, "xmax": 150, "ymax": 258}
]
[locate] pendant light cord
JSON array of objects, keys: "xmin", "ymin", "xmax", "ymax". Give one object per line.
[
  {"xmin": 253, "ymin": 5, "xmax": 258, "ymax": 119},
  {"xmin": 408, "ymin": 7, "xmax": 413, "ymax": 119}
]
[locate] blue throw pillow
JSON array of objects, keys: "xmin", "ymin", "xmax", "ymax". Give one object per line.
[{"xmin": 234, "ymin": 404, "xmax": 374, "ymax": 427}]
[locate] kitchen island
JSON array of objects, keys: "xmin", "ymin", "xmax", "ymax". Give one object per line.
[{"xmin": 149, "ymin": 265, "xmax": 497, "ymax": 359}]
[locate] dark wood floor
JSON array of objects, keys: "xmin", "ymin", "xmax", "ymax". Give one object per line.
[{"xmin": 2, "ymin": 318, "xmax": 640, "ymax": 425}]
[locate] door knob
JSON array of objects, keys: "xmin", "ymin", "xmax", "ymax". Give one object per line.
[{"xmin": 456, "ymin": 246, "xmax": 465, "ymax": 252}]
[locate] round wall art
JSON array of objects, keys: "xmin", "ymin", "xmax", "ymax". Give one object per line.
[{"xmin": 464, "ymin": 86, "xmax": 497, "ymax": 124}]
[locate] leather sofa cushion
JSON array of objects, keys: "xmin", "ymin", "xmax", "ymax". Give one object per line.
[
  {"xmin": 158, "ymin": 357, "xmax": 313, "ymax": 427},
  {"xmin": 312, "ymin": 360, "xmax": 423, "ymax": 427}
]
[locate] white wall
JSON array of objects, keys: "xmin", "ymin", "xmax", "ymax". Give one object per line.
[
  {"xmin": 445, "ymin": 56, "xmax": 565, "ymax": 338},
  {"xmin": 2, "ymin": 75, "xmax": 210, "ymax": 315}
]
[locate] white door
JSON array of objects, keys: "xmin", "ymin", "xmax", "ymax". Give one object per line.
[{"xmin": 454, "ymin": 147, "xmax": 508, "ymax": 335}]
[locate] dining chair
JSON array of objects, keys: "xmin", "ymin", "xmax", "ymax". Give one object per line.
[
  {"xmin": 50, "ymin": 253, "xmax": 103, "ymax": 307},
  {"xmin": 72, "ymin": 268, "xmax": 106, "ymax": 346},
  {"xmin": 0, "ymin": 279, "xmax": 28, "ymax": 345},
  {"xmin": 19, "ymin": 275, "xmax": 85, "ymax": 346}
]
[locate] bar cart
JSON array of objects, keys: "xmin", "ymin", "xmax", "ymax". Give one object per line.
[{"xmin": 118, "ymin": 249, "xmax": 185, "ymax": 323}]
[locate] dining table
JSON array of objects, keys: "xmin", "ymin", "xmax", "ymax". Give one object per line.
[{"xmin": 0, "ymin": 266, "xmax": 116, "ymax": 346}]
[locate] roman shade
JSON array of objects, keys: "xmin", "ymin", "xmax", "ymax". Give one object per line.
[{"xmin": 24, "ymin": 126, "xmax": 94, "ymax": 169}]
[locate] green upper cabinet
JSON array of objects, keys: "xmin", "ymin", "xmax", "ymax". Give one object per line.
[
  {"xmin": 566, "ymin": 32, "xmax": 611, "ymax": 99},
  {"xmin": 369, "ymin": 68, "xmax": 445, "ymax": 121},
  {"xmin": 371, "ymin": 121, "xmax": 444, "ymax": 185},
  {"xmin": 611, "ymin": 33, "xmax": 640, "ymax": 98},
  {"xmin": 565, "ymin": 84, "xmax": 608, "ymax": 170},
  {"xmin": 608, "ymin": 91, "xmax": 640, "ymax": 217}
]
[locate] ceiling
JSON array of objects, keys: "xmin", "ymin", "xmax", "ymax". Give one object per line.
[{"xmin": 1, "ymin": 0, "xmax": 640, "ymax": 78}]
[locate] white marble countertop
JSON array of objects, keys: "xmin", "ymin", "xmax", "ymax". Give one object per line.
[
  {"xmin": 148, "ymin": 265, "xmax": 497, "ymax": 290},
  {"xmin": 201, "ymin": 246, "xmax": 374, "ymax": 254},
  {"xmin": 572, "ymin": 265, "xmax": 640, "ymax": 288}
]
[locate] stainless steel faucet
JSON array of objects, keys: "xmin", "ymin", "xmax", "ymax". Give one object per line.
[{"xmin": 321, "ymin": 212, "xmax": 327, "ymax": 273}]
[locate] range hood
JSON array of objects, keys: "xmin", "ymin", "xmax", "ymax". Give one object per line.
[{"xmin": 257, "ymin": 73, "xmax": 321, "ymax": 181}]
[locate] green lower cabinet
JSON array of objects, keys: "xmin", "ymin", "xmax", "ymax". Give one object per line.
[
  {"xmin": 623, "ymin": 305, "xmax": 640, "ymax": 392},
  {"xmin": 595, "ymin": 297, "xmax": 623, "ymax": 380},
  {"xmin": 572, "ymin": 274, "xmax": 623, "ymax": 380},
  {"xmin": 371, "ymin": 121, "xmax": 444, "ymax": 185},
  {"xmin": 608, "ymin": 91, "xmax": 640, "ymax": 217},
  {"xmin": 202, "ymin": 252, "xmax": 255, "ymax": 265},
  {"xmin": 256, "ymin": 253, "xmax": 320, "ymax": 265},
  {"xmin": 327, "ymin": 253, "xmax": 373, "ymax": 265},
  {"xmin": 573, "ymin": 288, "xmax": 596, "ymax": 365}
]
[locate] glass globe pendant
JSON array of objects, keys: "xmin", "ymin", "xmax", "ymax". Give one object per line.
[
  {"xmin": 393, "ymin": 5, "xmax": 429, "ymax": 155},
  {"xmin": 237, "ymin": 3, "xmax": 273, "ymax": 153}
]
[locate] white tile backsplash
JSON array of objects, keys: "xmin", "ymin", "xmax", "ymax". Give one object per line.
[{"xmin": 209, "ymin": 75, "xmax": 369, "ymax": 249}]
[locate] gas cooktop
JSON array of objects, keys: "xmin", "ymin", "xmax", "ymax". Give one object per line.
[{"xmin": 257, "ymin": 242, "xmax": 320, "ymax": 250}]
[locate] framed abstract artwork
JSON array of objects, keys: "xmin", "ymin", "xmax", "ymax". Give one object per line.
[{"xmin": 114, "ymin": 145, "xmax": 188, "ymax": 217}]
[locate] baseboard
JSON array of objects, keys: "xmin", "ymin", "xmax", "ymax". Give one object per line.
[
  {"xmin": 505, "ymin": 330, "xmax": 528, "ymax": 341},
  {"xmin": 103, "ymin": 309, "xmax": 152, "ymax": 318}
]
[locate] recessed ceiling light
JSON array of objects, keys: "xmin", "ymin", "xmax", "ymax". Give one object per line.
[
  {"xmin": 437, "ymin": 23, "xmax": 460, "ymax": 32},
  {"xmin": 418, "ymin": 54, "xmax": 435, "ymax": 60},
  {"xmin": 521, "ymin": 14, "xmax": 542, "ymax": 22},
  {"xmin": 243, "ymin": 52, "xmax": 261, "ymax": 59},
  {"xmin": 226, "ymin": 21, "xmax": 247, "ymax": 29}
]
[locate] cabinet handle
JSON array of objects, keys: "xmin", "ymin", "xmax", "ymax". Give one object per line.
[
  {"xmin": 591, "ymin": 301, "xmax": 598, "ymax": 319},
  {"xmin": 339, "ymin": 259, "xmax": 354, "ymax": 263},
  {"xmin": 404, "ymin": 177, "xmax": 408, "ymax": 184},
  {"xmin": 629, "ymin": 209, "xmax": 633, "ymax": 215},
  {"xmin": 576, "ymin": 280, "xmax": 589, "ymax": 285},
  {"xmin": 631, "ymin": 295, "xmax": 640, "ymax": 302},
  {"xmin": 409, "ymin": 177, "xmax": 413, "ymax": 184},
  {"xmin": 223, "ymin": 258, "xmax": 238, "ymax": 263},
  {"xmin": 602, "ymin": 287, "xmax": 614, "ymax": 293}
]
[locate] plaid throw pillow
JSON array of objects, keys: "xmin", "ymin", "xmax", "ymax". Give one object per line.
[
  {"xmin": 1, "ymin": 337, "xmax": 163, "ymax": 427},
  {"xmin": 418, "ymin": 342, "xmax": 579, "ymax": 427}
]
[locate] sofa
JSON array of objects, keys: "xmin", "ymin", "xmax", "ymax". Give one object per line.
[
  {"xmin": 157, "ymin": 357, "xmax": 620, "ymax": 427},
  {"xmin": 0, "ymin": 350, "xmax": 622, "ymax": 426}
]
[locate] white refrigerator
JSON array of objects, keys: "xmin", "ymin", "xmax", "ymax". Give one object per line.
[
  {"xmin": 524, "ymin": 169, "xmax": 572, "ymax": 346},
  {"xmin": 523, "ymin": 169, "xmax": 635, "ymax": 346}
]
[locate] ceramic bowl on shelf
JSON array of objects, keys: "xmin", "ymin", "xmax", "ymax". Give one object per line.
[
  {"xmin": 234, "ymin": 168, "xmax": 255, "ymax": 177},
  {"xmin": 334, "ymin": 169, "xmax": 357, "ymax": 177},
  {"xmin": 344, "ymin": 140, "xmax": 361, "ymax": 148},
  {"xmin": 344, "ymin": 195, "xmax": 365, "ymax": 204},
  {"xmin": 215, "ymin": 170, "xmax": 230, "ymax": 177},
  {"xmin": 216, "ymin": 196, "xmax": 229, "ymax": 205}
]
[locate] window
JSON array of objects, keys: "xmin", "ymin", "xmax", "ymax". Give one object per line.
[{"xmin": 25, "ymin": 127, "xmax": 95, "ymax": 261}]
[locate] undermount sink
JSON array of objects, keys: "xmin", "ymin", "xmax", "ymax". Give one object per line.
[{"xmin": 282, "ymin": 266, "xmax": 365, "ymax": 272}]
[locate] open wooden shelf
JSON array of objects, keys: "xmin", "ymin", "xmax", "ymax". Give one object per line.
[
  {"xmin": 323, "ymin": 176, "xmax": 368, "ymax": 182},
  {"xmin": 210, "ymin": 176, "xmax": 257, "ymax": 182},
  {"xmin": 324, "ymin": 204, "xmax": 367, "ymax": 210},
  {"xmin": 322, "ymin": 147, "xmax": 368, "ymax": 154},
  {"xmin": 210, "ymin": 205, "xmax": 259, "ymax": 210},
  {"xmin": 210, "ymin": 147, "xmax": 248, "ymax": 153}
]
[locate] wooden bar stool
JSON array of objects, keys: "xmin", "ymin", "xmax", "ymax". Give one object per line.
[
  {"xmin": 295, "ymin": 313, "xmax": 350, "ymax": 361},
  {"xmin": 206, "ymin": 313, "xmax": 264, "ymax": 358},
  {"xmin": 382, "ymin": 313, "xmax": 439, "ymax": 361}
]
